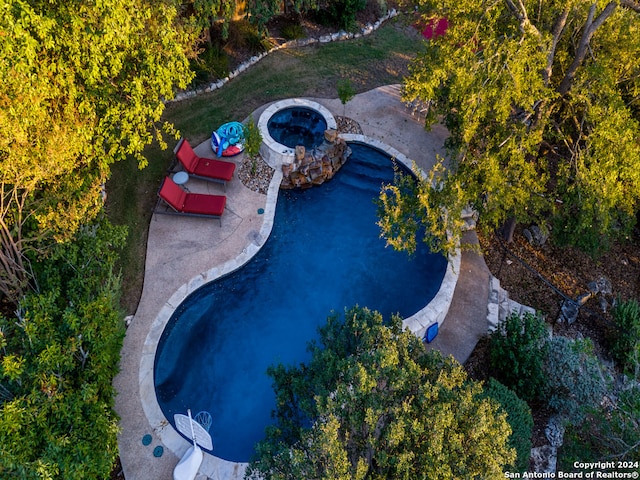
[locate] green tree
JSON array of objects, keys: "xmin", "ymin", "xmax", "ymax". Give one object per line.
[
  {"xmin": 380, "ymin": 0, "xmax": 640, "ymax": 255},
  {"xmin": 337, "ymin": 78, "xmax": 356, "ymax": 116},
  {"xmin": 243, "ymin": 115, "xmax": 263, "ymax": 175},
  {"xmin": 0, "ymin": 217, "xmax": 126, "ymax": 479},
  {"xmin": 184, "ymin": 0, "xmax": 237, "ymax": 39},
  {"xmin": 0, "ymin": 0, "xmax": 196, "ymax": 304},
  {"xmin": 246, "ymin": 306, "xmax": 515, "ymax": 479}
]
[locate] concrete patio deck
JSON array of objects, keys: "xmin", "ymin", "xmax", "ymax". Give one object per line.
[{"xmin": 113, "ymin": 85, "xmax": 490, "ymax": 480}]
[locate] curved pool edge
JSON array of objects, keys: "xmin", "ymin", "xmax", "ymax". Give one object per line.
[
  {"xmin": 139, "ymin": 134, "xmax": 459, "ymax": 476},
  {"xmin": 341, "ymin": 134, "xmax": 461, "ymax": 338},
  {"xmin": 138, "ymin": 168, "xmax": 282, "ymax": 479},
  {"xmin": 258, "ymin": 98, "xmax": 337, "ymax": 168}
]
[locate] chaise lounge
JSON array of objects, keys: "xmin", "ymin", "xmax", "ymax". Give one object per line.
[
  {"xmin": 156, "ymin": 176, "xmax": 226, "ymax": 226},
  {"xmin": 174, "ymin": 138, "xmax": 236, "ymax": 189}
]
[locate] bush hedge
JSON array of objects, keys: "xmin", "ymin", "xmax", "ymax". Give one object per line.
[
  {"xmin": 489, "ymin": 312, "xmax": 548, "ymax": 402},
  {"xmin": 482, "ymin": 378, "xmax": 533, "ymax": 473},
  {"xmin": 610, "ymin": 299, "xmax": 640, "ymax": 374}
]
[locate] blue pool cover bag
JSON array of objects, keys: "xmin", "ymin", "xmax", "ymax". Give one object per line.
[{"xmin": 424, "ymin": 322, "xmax": 439, "ymax": 343}]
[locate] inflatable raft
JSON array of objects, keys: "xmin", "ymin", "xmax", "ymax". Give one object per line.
[{"xmin": 211, "ymin": 121, "xmax": 245, "ymax": 157}]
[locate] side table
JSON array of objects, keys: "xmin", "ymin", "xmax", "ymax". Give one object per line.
[{"xmin": 173, "ymin": 171, "xmax": 189, "ymax": 191}]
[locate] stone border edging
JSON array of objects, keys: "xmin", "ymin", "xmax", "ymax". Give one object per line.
[
  {"xmin": 138, "ymin": 132, "xmax": 458, "ymax": 479},
  {"xmin": 169, "ymin": 9, "xmax": 400, "ymax": 103}
]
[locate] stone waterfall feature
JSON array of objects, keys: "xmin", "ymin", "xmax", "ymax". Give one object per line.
[{"xmin": 280, "ymin": 129, "xmax": 351, "ymax": 189}]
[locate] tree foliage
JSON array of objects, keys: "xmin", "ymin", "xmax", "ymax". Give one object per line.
[
  {"xmin": 325, "ymin": 0, "xmax": 368, "ymax": 30},
  {"xmin": 247, "ymin": 306, "xmax": 515, "ymax": 479},
  {"xmin": 182, "ymin": 0, "xmax": 238, "ymax": 39},
  {"xmin": 0, "ymin": 218, "xmax": 126, "ymax": 479},
  {"xmin": 244, "ymin": 0, "xmax": 319, "ymax": 32},
  {"xmin": 243, "ymin": 0, "xmax": 371, "ymax": 32},
  {"xmin": 489, "ymin": 312, "xmax": 549, "ymax": 402},
  {"xmin": 481, "ymin": 378, "xmax": 534, "ymax": 474},
  {"xmin": 0, "ymin": 0, "xmax": 196, "ymax": 304},
  {"xmin": 380, "ymin": 0, "xmax": 640, "ymax": 255},
  {"xmin": 610, "ymin": 298, "xmax": 640, "ymax": 375}
]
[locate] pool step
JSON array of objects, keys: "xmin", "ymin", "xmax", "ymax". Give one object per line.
[
  {"xmin": 487, "ymin": 275, "xmax": 537, "ymax": 333},
  {"xmin": 461, "ymin": 206, "xmax": 477, "ymax": 230}
]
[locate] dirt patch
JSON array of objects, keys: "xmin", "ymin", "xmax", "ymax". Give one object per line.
[{"xmin": 478, "ymin": 225, "xmax": 639, "ymax": 348}]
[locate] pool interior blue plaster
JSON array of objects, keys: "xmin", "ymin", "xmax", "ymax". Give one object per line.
[
  {"xmin": 154, "ymin": 143, "xmax": 447, "ymax": 462},
  {"xmin": 267, "ymin": 106, "xmax": 328, "ymax": 149}
]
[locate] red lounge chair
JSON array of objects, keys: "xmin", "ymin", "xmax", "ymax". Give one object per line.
[
  {"xmin": 156, "ymin": 176, "xmax": 226, "ymax": 226},
  {"xmin": 174, "ymin": 138, "xmax": 236, "ymax": 189}
]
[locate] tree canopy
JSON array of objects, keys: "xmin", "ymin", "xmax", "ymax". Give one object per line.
[
  {"xmin": 246, "ymin": 306, "xmax": 515, "ymax": 479},
  {"xmin": 0, "ymin": 0, "xmax": 196, "ymax": 304},
  {"xmin": 0, "ymin": 218, "xmax": 126, "ymax": 479},
  {"xmin": 380, "ymin": 0, "xmax": 640, "ymax": 254}
]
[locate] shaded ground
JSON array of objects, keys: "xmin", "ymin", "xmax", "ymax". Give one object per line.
[
  {"xmin": 478, "ymin": 225, "xmax": 639, "ymax": 355},
  {"xmin": 466, "ymin": 224, "xmax": 640, "ymax": 447}
]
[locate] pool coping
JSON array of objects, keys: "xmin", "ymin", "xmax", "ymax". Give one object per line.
[
  {"xmin": 139, "ymin": 133, "xmax": 459, "ymax": 478},
  {"xmin": 258, "ymin": 98, "xmax": 337, "ymax": 168}
]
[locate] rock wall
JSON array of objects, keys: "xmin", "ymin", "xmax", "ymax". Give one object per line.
[{"xmin": 280, "ymin": 129, "xmax": 352, "ymax": 189}]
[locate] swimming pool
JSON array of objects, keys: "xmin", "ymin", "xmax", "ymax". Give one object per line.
[{"xmin": 153, "ymin": 143, "xmax": 448, "ymax": 462}]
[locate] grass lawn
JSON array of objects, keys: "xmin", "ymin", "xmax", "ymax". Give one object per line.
[{"xmin": 105, "ymin": 18, "xmax": 421, "ymax": 314}]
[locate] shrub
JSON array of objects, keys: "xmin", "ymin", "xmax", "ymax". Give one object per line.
[
  {"xmin": 337, "ymin": 78, "xmax": 356, "ymax": 115},
  {"xmin": 372, "ymin": 0, "xmax": 388, "ymax": 18},
  {"xmin": 281, "ymin": 21, "xmax": 306, "ymax": 40},
  {"xmin": 243, "ymin": 116, "xmax": 263, "ymax": 174},
  {"xmin": 543, "ymin": 336, "xmax": 609, "ymax": 424},
  {"xmin": 320, "ymin": 0, "xmax": 367, "ymax": 31},
  {"xmin": 482, "ymin": 378, "xmax": 533, "ymax": 473},
  {"xmin": 610, "ymin": 299, "xmax": 640, "ymax": 374},
  {"xmin": 559, "ymin": 379, "xmax": 640, "ymax": 466},
  {"xmin": 190, "ymin": 43, "xmax": 230, "ymax": 85},
  {"xmin": 226, "ymin": 19, "xmax": 269, "ymax": 56},
  {"xmin": 489, "ymin": 312, "xmax": 548, "ymax": 402}
]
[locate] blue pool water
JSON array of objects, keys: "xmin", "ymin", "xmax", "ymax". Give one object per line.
[
  {"xmin": 267, "ymin": 106, "xmax": 328, "ymax": 149},
  {"xmin": 154, "ymin": 143, "xmax": 447, "ymax": 462}
]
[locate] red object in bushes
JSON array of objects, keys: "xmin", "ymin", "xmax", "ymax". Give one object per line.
[{"xmin": 421, "ymin": 17, "xmax": 449, "ymax": 40}]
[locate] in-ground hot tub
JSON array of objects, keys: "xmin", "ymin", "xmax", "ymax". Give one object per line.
[
  {"xmin": 258, "ymin": 99, "xmax": 337, "ymax": 167},
  {"xmin": 267, "ymin": 106, "xmax": 327, "ymax": 149}
]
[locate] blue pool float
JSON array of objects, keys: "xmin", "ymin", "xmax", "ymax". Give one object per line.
[{"xmin": 211, "ymin": 121, "xmax": 245, "ymax": 157}]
